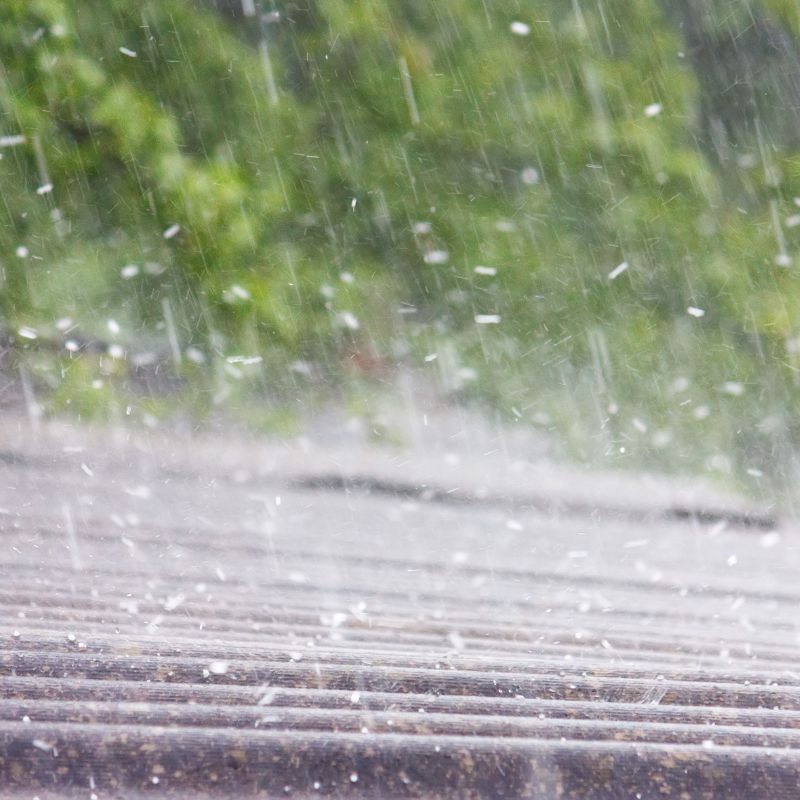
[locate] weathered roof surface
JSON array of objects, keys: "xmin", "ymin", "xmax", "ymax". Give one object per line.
[{"xmin": 1, "ymin": 415, "xmax": 798, "ymax": 798}]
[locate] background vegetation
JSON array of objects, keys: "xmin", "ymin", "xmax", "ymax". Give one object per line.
[{"xmin": 4, "ymin": 0, "xmax": 800, "ymax": 492}]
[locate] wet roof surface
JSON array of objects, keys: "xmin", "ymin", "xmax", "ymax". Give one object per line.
[{"xmin": 1, "ymin": 417, "xmax": 798, "ymax": 798}]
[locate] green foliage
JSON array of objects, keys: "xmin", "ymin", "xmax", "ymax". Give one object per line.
[{"xmin": 4, "ymin": 0, "xmax": 800, "ymax": 490}]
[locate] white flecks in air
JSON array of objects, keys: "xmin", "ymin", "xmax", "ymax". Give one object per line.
[
  {"xmin": 124, "ymin": 485, "xmax": 152, "ymax": 499},
  {"xmin": 224, "ymin": 284, "xmax": 251, "ymax": 303},
  {"xmin": 119, "ymin": 46, "xmax": 137, "ymax": 58},
  {"xmin": 423, "ymin": 249, "xmax": 449, "ymax": 264},
  {"xmin": 760, "ymin": 531, "xmax": 781, "ymax": 549},
  {"xmin": 474, "ymin": 265, "xmax": 496, "ymax": 276},
  {"xmin": 644, "ymin": 102, "xmax": 663, "ymax": 118},
  {"xmin": 623, "ymin": 538, "xmax": 649, "ymax": 549},
  {"xmin": 121, "ymin": 264, "xmax": 139, "ymax": 278},
  {"xmin": 321, "ymin": 611, "xmax": 348, "ymax": 628},
  {"xmin": 15, "ymin": 246, "xmax": 29, "ymax": 258},
  {"xmin": 721, "ymin": 381, "xmax": 744, "ymax": 396},
  {"xmin": 510, "ymin": 21, "xmax": 531, "ymax": 36},
  {"xmin": 521, "ymin": 167, "xmax": 540, "ymax": 185},
  {"xmin": 474, "ymin": 314, "xmax": 501, "ymax": 324},
  {"xmin": 36, "ymin": 183, "xmax": 53, "ymax": 195},
  {"xmin": 703, "ymin": 510, "xmax": 727, "ymax": 536},
  {"xmin": 339, "ymin": 311, "xmax": 360, "ymax": 330},
  {"xmin": 652, "ymin": 430, "xmax": 672, "ymax": 448},
  {"xmin": 687, "ymin": 306, "xmax": 705, "ymax": 318},
  {"xmin": 608, "ymin": 261, "xmax": 629, "ymax": 280},
  {"xmin": 672, "ymin": 376, "xmax": 690, "ymax": 392},
  {"xmin": 185, "ymin": 346, "xmax": 206, "ymax": 364},
  {"xmin": 226, "ymin": 355, "xmax": 263, "ymax": 365},
  {"xmin": 258, "ymin": 688, "xmax": 277, "ymax": 705},
  {"xmin": 163, "ymin": 223, "xmax": 181, "ymax": 239},
  {"xmin": 164, "ymin": 593, "xmax": 186, "ymax": 612},
  {"xmin": 0, "ymin": 135, "xmax": 26, "ymax": 147},
  {"xmin": 448, "ymin": 631, "xmax": 465, "ymax": 651},
  {"xmin": 290, "ymin": 359, "xmax": 312, "ymax": 375}
]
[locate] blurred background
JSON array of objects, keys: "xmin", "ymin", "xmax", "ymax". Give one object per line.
[{"xmin": 3, "ymin": 0, "xmax": 800, "ymax": 498}]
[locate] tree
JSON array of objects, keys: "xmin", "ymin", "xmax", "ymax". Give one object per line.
[{"xmin": 4, "ymin": 0, "xmax": 800, "ymax": 485}]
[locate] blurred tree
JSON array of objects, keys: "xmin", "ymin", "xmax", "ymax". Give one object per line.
[
  {"xmin": 3, "ymin": 0, "xmax": 800, "ymax": 485},
  {"xmin": 658, "ymin": 0, "xmax": 800, "ymax": 160}
]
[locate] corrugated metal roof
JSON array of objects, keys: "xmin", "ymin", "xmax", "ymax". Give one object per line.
[{"xmin": 1, "ymin": 419, "xmax": 797, "ymax": 798}]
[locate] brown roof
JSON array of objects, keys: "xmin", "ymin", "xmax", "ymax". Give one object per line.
[{"xmin": 1, "ymin": 417, "xmax": 797, "ymax": 798}]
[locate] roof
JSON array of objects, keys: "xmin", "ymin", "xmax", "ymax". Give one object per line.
[{"xmin": 1, "ymin": 415, "xmax": 797, "ymax": 798}]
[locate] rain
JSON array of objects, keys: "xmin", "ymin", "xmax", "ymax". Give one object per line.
[{"xmin": 2, "ymin": 0, "xmax": 800, "ymax": 797}]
